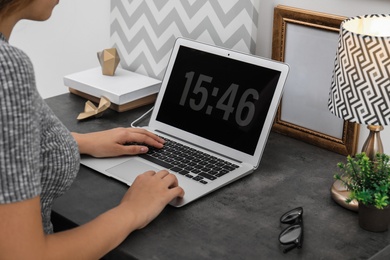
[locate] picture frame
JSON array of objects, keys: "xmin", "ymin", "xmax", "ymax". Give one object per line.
[{"xmin": 271, "ymin": 5, "xmax": 359, "ymax": 156}]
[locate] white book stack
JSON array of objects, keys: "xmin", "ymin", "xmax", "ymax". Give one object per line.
[{"xmin": 64, "ymin": 67, "xmax": 161, "ymax": 112}]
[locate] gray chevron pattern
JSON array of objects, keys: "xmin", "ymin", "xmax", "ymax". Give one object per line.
[
  {"xmin": 328, "ymin": 14, "xmax": 390, "ymax": 125},
  {"xmin": 110, "ymin": 0, "xmax": 259, "ymax": 79}
]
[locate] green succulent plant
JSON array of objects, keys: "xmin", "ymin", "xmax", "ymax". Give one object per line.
[{"xmin": 334, "ymin": 152, "xmax": 390, "ymax": 209}]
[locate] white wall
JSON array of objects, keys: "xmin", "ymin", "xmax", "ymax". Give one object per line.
[
  {"xmin": 9, "ymin": 0, "xmax": 390, "ymax": 153},
  {"xmin": 10, "ymin": 0, "xmax": 110, "ymax": 98}
]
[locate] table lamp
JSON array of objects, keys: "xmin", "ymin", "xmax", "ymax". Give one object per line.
[{"xmin": 328, "ymin": 14, "xmax": 390, "ymax": 211}]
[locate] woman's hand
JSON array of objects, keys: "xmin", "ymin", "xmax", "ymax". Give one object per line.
[
  {"xmin": 119, "ymin": 170, "xmax": 185, "ymax": 230},
  {"xmin": 0, "ymin": 170, "xmax": 184, "ymax": 260},
  {"xmin": 72, "ymin": 127, "xmax": 165, "ymax": 158}
]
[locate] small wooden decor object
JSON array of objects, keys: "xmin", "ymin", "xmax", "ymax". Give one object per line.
[
  {"xmin": 77, "ymin": 96, "xmax": 111, "ymax": 120},
  {"xmin": 97, "ymin": 48, "xmax": 120, "ymax": 76}
]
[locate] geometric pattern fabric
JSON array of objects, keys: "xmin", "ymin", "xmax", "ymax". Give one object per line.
[
  {"xmin": 328, "ymin": 14, "xmax": 390, "ymax": 126},
  {"xmin": 110, "ymin": 0, "xmax": 260, "ymax": 80}
]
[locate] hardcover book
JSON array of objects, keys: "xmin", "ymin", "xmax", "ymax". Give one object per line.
[{"xmin": 64, "ymin": 67, "xmax": 161, "ymax": 112}]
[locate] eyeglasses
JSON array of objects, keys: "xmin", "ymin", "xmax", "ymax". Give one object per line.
[{"xmin": 278, "ymin": 207, "xmax": 304, "ymax": 253}]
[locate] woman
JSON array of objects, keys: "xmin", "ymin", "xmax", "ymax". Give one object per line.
[{"xmin": 0, "ymin": 0, "xmax": 184, "ymax": 259}]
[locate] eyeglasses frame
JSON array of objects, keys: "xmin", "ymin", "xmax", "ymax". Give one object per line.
[{"xmin": 278, "ymin": 206, "xmax": 304, "ymax": 253}]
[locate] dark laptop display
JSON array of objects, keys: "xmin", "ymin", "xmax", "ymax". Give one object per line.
[{"xmin": 156, "ymin": 46, "xmax": 281, "ymax": 155}]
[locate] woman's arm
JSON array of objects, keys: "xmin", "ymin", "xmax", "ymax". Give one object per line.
[
  {"xmin": 0, "ymin": 170, "xmax": 184, "ymax": 260},
  {"xmin": 72, "ymin": 127, "xmax": 165, "ymax": 157}
]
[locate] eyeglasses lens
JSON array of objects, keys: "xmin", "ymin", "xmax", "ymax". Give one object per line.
[
  {"xmin": 280, "ymin": 208, "xmax": 302, "ymax": 224},
  {"xmin": 279, "ymin": 225, "xmax": 302, "ymax": 243}
]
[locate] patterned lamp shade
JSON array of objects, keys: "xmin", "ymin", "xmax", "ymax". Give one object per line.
[{"xmin": 328, "ymin": 14, "xmax": 390, "ymax": 126}]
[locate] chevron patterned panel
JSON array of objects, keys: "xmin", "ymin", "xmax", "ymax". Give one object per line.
[
  {"xmin": 110, "ymin": 0, "xmax": 260, "ymax": 79},
  {"xmin": 328, "ymin": 15, "xmax": 390, "ymax": 126}
]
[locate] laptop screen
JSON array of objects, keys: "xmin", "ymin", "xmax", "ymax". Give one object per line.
[{"xmin": 156, "ymin": 45, "xmax": 281, "ymax": 155}]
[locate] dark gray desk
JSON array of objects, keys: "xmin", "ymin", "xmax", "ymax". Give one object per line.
[{"xmin": 48, "ymin": 93, "xmax": 390, "ymax": 260}]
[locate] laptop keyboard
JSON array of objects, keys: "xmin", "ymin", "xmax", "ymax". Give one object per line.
[{"xmin": 137, "ymin": 137, "xmax": 239, "ymax": 185}]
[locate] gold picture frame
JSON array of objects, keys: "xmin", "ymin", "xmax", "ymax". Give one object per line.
[{"xmin": 271, "ymin": 5, "xmax": 359, "ymax": 156}]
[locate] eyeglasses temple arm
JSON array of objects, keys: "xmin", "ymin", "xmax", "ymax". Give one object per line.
[{"xmin": 283, "ymin": 243, "xmax": 298, "ymax": 254}]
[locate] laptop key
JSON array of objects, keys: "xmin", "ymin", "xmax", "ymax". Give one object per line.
[
  {"xmin": 192, "ymin": 176, "xmax": 203, "ymax": 181},
  {"xmin": 138, "ymin": 154, "xmax": 174, "ymax": 169},
  {"xmin": 179, "ymin": 170, "xmax": 189, "ymax": 175},
  {"xmin": 170, "ymin": 166, "xmax": 182, "ymax": 172},
  {"xmin": 199, "ymin": 172, "xmax": 217, "ymax": 180}
]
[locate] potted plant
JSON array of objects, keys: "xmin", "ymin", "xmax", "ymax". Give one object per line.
[{"xmin": 334, "ymin": 152, "xmax": 390, "ymax": 232}]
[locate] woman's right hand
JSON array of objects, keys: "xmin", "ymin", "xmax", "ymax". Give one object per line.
[
  {"xmin": 0, "ymin": 170, "xmax": 183, "ymax": 260},
  {"xmin": 119, "ymin": 170, "xmax": 185, "ymax": 229}
]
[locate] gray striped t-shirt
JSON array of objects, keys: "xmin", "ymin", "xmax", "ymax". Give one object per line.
[{"xmin": 0, "ymin": 33, "xmax": 80, "ymax": 233}]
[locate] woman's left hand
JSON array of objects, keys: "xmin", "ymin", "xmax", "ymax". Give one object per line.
[{"xmin": 72, "ymin": 127, "xmax": 165, "ymax": 158}]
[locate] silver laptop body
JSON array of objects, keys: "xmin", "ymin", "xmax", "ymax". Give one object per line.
[{"xmin": 81, "ymin": 38, "xmax": 289, "ymax": 207}]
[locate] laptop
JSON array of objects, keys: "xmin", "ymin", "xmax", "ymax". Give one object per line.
[{"xmin": 81, "ymin": 38, "xmax": 289, "ymax": 207}]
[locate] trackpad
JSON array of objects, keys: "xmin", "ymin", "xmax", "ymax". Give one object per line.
[{"xmin": 106, "ymin": 157, "xmax": 160, "ymax": 185}]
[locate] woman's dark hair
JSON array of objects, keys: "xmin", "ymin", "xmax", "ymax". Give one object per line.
[{"xmin": 0, "ymin": 0, "xmax": 30, "ymax": 17}]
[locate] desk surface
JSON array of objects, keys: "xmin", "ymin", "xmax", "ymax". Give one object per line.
[{"xmin": 49, "ymin": 93, "xmax": 390, "ymax": 260}]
